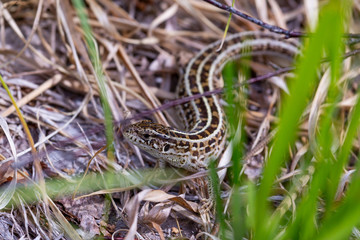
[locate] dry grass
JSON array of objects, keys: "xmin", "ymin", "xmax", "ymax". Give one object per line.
[{"xmin": 0, "ymin": 0, "xmax": 359, "ymax": 239}]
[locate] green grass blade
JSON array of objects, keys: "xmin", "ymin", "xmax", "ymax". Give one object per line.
[
  {"xmin": 223, "ymin": 60, "xmax": 249, "ymax": 239},
  {"xmin": 254, "ymin": 22, "xmax": 321, "ymax": 240},
  {"xmin": 254, "ymin": 0, "xmax": 351, "ymax": 238},
  {"xmin": 274, "ymin": 1, "xmax": 351, "ymax": 239},
  {"xmin": 71, "ymin": 0, "xmax": 114, "ymax": 159}
]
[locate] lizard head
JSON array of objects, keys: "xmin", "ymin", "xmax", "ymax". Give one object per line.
[{"xmin": 123, "ymin": 120, "xmax": 174, "ymax": 157}]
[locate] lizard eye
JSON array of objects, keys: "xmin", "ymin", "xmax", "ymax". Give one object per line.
[
  {"xmin": 143, "ymin": 133, "xmax": 150, "ymax": 139},
  {"xmin": 163, "ymin": 144, "xmax": 170, "ymax": 152}
]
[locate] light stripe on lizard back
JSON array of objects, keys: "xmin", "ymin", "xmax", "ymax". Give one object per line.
[{"xmin": 123, "ymin": 31, "xmax": 300, "ymax": 172}]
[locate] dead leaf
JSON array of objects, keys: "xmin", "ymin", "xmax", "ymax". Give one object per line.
[
  {"xmin": 58, "ymin": 195, "xmax": 104, "ymax": 237},
  {"xmin": 142, "ymin": 202, "xmax": 172, "ymax": 226}
]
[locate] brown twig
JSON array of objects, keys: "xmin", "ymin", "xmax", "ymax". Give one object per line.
[
  {"xmin": 120, "ymin": 66, "xmax": 294, "ymax": 126},
  {"xmin": 121, "ymin": 44, "xmax": 360, "ymax": 125},
  {"xmin": 202, "ymin": 0, "xmax": 305, "ymax": 38}
]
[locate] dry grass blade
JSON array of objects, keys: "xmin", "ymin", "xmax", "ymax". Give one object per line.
[
  {"xmin": 99, "ymin": 0, "xmax": 135, "ymax": 21},
  {"xmin": 57, "ymin": 1, "xmax": 92, "ymax": 79},
  {"xmin": 47, "ymin": 198, "xmax": 82, "ymax": 240},
  {"xmin": 7, "ymin": 92, "xmax": 92, "ymax": 164},
  {"xmin": 124, "ymin": 189, "xmax": 152, "ymax": 240},
  {"xmin": 118, "ymin": 44, "xmax": 168, "ymax": 125},
  {"xmin": 268, "ymin": 0, "xmax": 286, "ymax": 29},
  {"xmin": 72, "ymin": 145, "xmax": 107, "ymax": 199},
  {"xmin": 1, "ymin": 74, "xmax": 62, "ymax": 117},
  {"xmin": 175, "ymin": 0, "xmax": 223, "ymax": 34},
  {"xmin": 148, "ymin": 3, "xmax": 179, "ymax": 37},
  {"xmin": 0, "ymin": 117, "xmax": 17, "ymax": 209},
  {"xmin": 0, "ymin": 75, "xmax": 47, "ymax": 202},
  {"xmin": 304, "ymin": 0, "xmax": 319, "ymax": 30},
  {"xmin": 255, "ymin": 0, "xmax": 268, "ymax": 22},
  {"xmin": 308, "ymin": 68, "xmax": 331, "ymax": 152},
  {"xmin": 0, "ymin": 0, "xmax": 44, "ymax": 68},
  {"xmin": 0, "ymin": 2, "xmax": 67, "ymax": 72}
]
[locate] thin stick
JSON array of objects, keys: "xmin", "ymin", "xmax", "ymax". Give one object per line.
[
  {"xmin": 121, "ymin": 66, "xmax": 294, "ymax": 125},
  {"xmin": 202, "ymin": 0, "xmax": 305, "ymax": 38}
]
